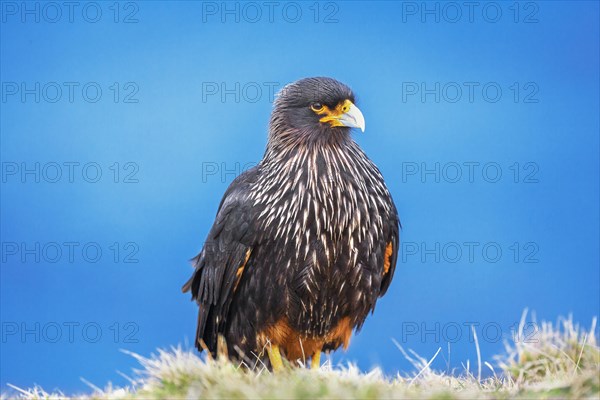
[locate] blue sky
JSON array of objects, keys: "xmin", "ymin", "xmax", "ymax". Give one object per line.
[{"xmin": 1, "ymin": 0, "xmax": 599, "ymax": 393}]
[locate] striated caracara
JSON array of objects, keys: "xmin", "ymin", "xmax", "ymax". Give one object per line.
[{"xmin": 183, "ymin": 77, "xmax": 400, "ymax": 370}]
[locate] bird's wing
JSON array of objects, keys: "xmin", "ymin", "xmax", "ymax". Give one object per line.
[
  {"xmin": 379, "ymin": 204, "xmax": 400, "ymax": 296},
  {"xmin": 182, "ymin": 166, "xmax": 259, "ymax": 353}
]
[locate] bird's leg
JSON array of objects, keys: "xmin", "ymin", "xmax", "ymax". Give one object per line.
[
  {"xmin": 267, "ymin": 344, "xmax": 284, "ymax": 371},
  {"xmin": 311, "ymin": 350, "xmax": 321, "ymax": 369}
]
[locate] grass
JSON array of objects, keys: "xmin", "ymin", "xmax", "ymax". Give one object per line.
[{"xmin": 4, "ymin": 310, "xmax": 599, "ymax": 399}]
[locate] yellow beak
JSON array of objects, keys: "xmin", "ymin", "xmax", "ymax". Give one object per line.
[{"xmin": 318, "ymin": 100, "xmax": 366, "ymax": 132}]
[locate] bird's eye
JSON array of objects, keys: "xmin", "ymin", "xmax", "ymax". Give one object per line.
[{"xmin": 310, "ymin": 103, "xmax": 324, "ymax": 112}]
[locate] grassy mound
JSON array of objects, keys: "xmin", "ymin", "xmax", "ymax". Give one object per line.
[{"xmin": 4, "ymin": 311, "xmax": 599, "ymax": 399}]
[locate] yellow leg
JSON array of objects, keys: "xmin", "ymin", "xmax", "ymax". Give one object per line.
[
  {"xmin": 311, "ymin": 350, "xmax": 321, "ymax": 369},
  {"xmin": 267, "ymin": 344, "xmax": 284, "ymax": 371}
]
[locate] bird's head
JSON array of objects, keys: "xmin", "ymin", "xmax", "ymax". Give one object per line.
[{"xmin": 269, "ymin": 77, "xmax": 365, "ymax": 145}]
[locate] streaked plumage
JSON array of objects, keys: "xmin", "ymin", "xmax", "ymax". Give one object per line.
[{"xmin": 183, "ymin": 77, "xmax": 400, "ymax": 367}]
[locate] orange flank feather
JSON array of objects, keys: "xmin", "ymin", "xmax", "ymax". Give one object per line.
[{"xmin": 383, "ymin": 242, "xmax": 393, "ymax": 275}]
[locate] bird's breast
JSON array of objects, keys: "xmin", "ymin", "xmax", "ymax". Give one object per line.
[{"xmin": 248, "ymin": 146, "xmax": 389, "ymax": 335}]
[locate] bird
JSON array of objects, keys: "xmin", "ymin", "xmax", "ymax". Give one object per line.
[{"xmin": 183, "ymin": 77, "xmax": 400, "ymax": 370}]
